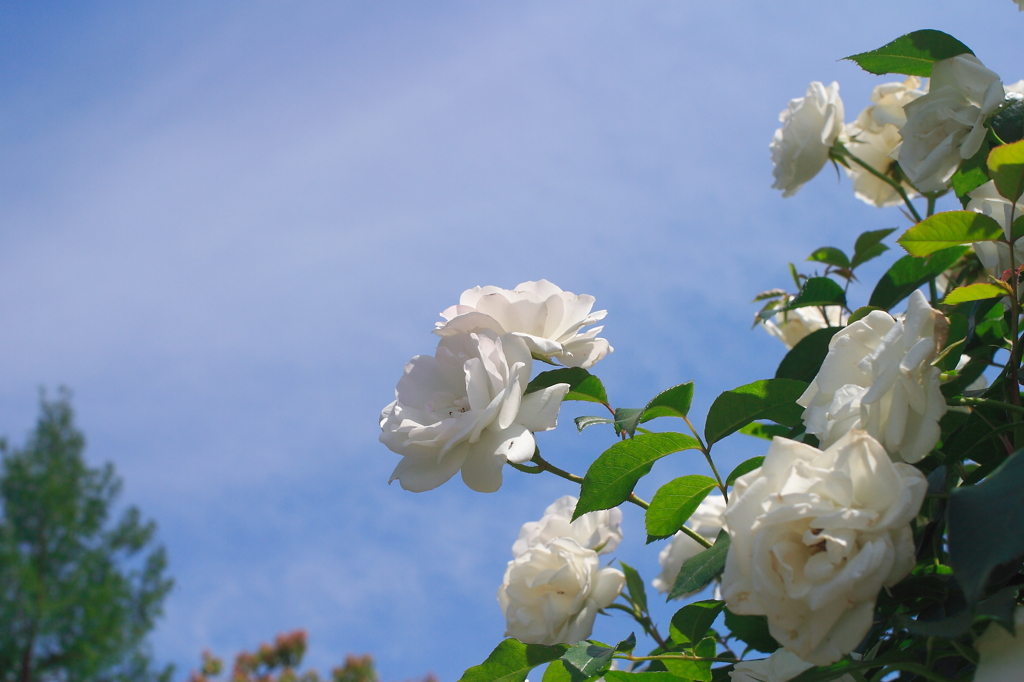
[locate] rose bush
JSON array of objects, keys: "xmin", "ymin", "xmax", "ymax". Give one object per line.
[
  {"xmin": 379, "ymin": 330, "xmax": 569, "ymax": 492},
  {"xmin": 770, "ymin": 81, "xmax": 844, "ymax": 197},
  {"xmin": 497, "ymin": 537, "xmax": 625, "ymax": 646},
  {"xmin": 798, "ymin": 290, "xmax": 947, "ymax": 463},
  {"xmin": 721, "ymin": 430, "xmax": 927, "ymax": 664},
  {"xmin": 434, "ymin": 280, "xmax": 612, "ymax": 369}
]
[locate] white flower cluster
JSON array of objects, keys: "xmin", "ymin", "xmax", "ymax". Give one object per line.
[
  {"xmin": 771, "ymin": 56, "xmax": 1020, "ymax": 201},
  {"xmin": 498, "ymin": 496, "xmax": 625, "ymax": 645},
  {"xmin": 380, "ymin": 281, "xmax": 611, "ymax": 493}
]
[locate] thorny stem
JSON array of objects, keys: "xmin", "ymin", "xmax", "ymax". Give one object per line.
[
  {"xmin": 616, "ymin": 654, "xmax": 738, "ymax": 664},
  {"xmin": 842, "ymin": 149, "xmax": 923, "ymax": 223},
  {"xmin": 683, "ymin": 415, "xmax": 728, "ymax": 503},
  {"xmin": 947, "ymin": 396, "xmax": 1024, "ymax": 416}
]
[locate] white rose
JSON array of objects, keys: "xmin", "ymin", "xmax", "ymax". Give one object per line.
[
  {"xmin": 730, "ymin": 649, "xmax": 856, "ymax": 682},
  {"xmin": 512, "ymin": 495, "xmax": 622, "ymax": 558},
  {"xmin": 380, "ymin": 331, "xmax": 569, "ymax": 493},
  {"xmin": 497, "ymin": 537, "xmax": 625, "ymax": 645},
  {"xmin": 763, "ymin": 306, "xmax": 847, "ymax": 350},
  {"xmin": 771, "ymin": 82, "xmax": 844, "ymax": 197},
  {"xmin": 895, "ymin": 55, "xmax": 1005, "ymax": 192},
  {"xmin": 798, "ymin": 290, "xmax": 947, "ymax": 463},
  {"xmin": 969, "ymin": 180, "xmax": 1024, "ymax": 277},
  {"xmin": 652, "ymin": 494, "xmax": 726, "ymax": 596},
  {"xmin": 435, "ymin": 280, "xmax": 612, "ymax": 369},
  {"xmin": 840, "ymin": 78, "xmax": 925, "ymax": 208},
  {"xmin": 721, "ymin": 431, "xmax": 927, "ymax": 665},
  {"xmin": 974, "ymin": 607, "xmax": 1024, "ymax": 682}
]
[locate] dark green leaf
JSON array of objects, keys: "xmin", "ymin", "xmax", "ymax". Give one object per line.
[
  {"xmin": 807, "ymin": 247, "xmax": 850, "ymax": 269},
  {"xmin": 766, "ymin": 278, "xmax": 845, "ymax": 319},
  {"xmin": 947, "ymin": 448, "xmax": 1024, "ymax": 603},
  {"xmin": 640, "ymin": 382, "xmax": 695, "ymax": 423},
  {"xmin": 737, "ymin": 423, "xmax": 789, "ymax": 440},
  {"xmin": 726, "ymin": 457, "xmax": 765, "ymax": 487},
  {"xmin": 459, "ymin": 639, "xmax": 569, "ymax": 682},
  {"xmin": 575, "ymin": 416, "xmax": 613, "ymax": 433},
  {"xmin": 646, "ymin": 475, "xmax": 718, "ymax": 541},
  {"xmin": 851, "ymin": 228, "xmax": 896, "ymax": 269},
  {"xmin": 668, "ymin": 531, "xmax": 731, "ymax": 600},
  {"xmin": 704, "ymin": 379, "xmax": 808, "ymax": 445},
  {"xmin": 868, "ymin": 246, "xmax": 969, "ymax": 310},
  {"xmin": 992, "ymin": 98, "xmax": 1024, "ymax": 145},
  {"xmin": 897, "ymin": 211, "xmax": 1003, "ymax": 256},
  {"xmin": 620, "ymin": 561, "xmax": 648, "ymax": 613},
  {"xmin": 662, "ymin": 637, "xmax": 715, "ymax": 681},
  {"xmin": 724, "ymin": 609, "xmax": 779, "ymax": 654},
  {"xmin": 669, "ymin": 600, "xmax": 725, "ymax": 647},
  {"xmin": 844, "ymin": 30, "xmax": 974, "ymax": 76},
  {"xmin": 988, "ymin": 139, "xmax": 1024, "ymax": 202},
  {"xmin": 575, "ymin": 433, "xmax": 703, "ymax": 519},
  {"xmin": 562, "ymin": 636, "xmax": 636, "ymax": 682},
  {"xmin": 774, "ymin": 328, "xmax": 840, "ymax": 384},
  {"xmin": 527, "ymin": 368, "xmax": 608, "ymax": 405},
  {"xmin": 614, "ymin": 408, "xmax": 644, "ymax": 438},
  {"xmin": 951, "ymin": 140, "xmax": 991, "ymax": 198},
  {"xmin": 895, "ymin": 585, "xmax": 1018, "ymax": 638}
]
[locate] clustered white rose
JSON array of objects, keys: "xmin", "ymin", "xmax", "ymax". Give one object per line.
[
  {"xmin": 969, "ymin": 180, "xmax": 1024, "ymax": 278},
  {"xmin": 721, "ymin": 430, "xmax": 927, "ymax": 665},
  {"xmin": 652, "ymin": 494, "xmax": 725, "ymax": 596},
  {"xmin": 771, "ymin": 81, "xmax": 844, "ymax": 197},
  {"xmin": 379, "ymin": 330, "xmax": 569, "ymax": 493},
  {"xmin": 762, "ymin": 306, "xmax": 848, "ymax": 350},
  {"xmin": 435, "ymin": 280, "xmax": 612, "ymax": 369},
  {"xmin": 798, "ymin": 290, "xmax": 947, "ymax": 463},
  {"xmin": 895, "ymin": 54, "xmax": 1006, "ymax": 192},
  {"xmin": 512, "ymin": 495, "xmax": 622, "ymax": 557},
  {"xmin": 498, "ymin": 498, "xmax": 626, "ymax": 645},
  {"xmin": 973, "ymin": 607, "xmax": 1024, "ymax": 682},
  {"xmin": 730, "ymin": 649, "xmax": 856, "ymax": 682},
  {"xmin": 841, "ymin": 77, "xmax": 924, "ymax": 207}
]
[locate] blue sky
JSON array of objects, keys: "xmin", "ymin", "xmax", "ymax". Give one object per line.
[{"xmin": 1, "ymin": 2, "xmax": 1021, "ymax": 680}]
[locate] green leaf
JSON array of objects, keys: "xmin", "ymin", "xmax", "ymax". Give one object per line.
[
  {"xmin": 526, "ymin": 368, "xmax": 608, "ymax": 405},
  {"xmin": 662, "ymin": 637, "xmax": 715, "ymax": 681},
  {"xmin": 704, "ymin": 379, "xmax": 808, "ymax": 445},
  {"xmin": 669, "ymin": 600, "xmax": 725, "ymax": 647},
  {"xmin": 947, "ymin": 448, "xmax": 1024, "ymax": 604},
  {"xmin": 844, "ymin": 30, "xmax": 974, "ymax": 76},
  {"xmin": 868, "ymin": 246, "xmax": 969, "ymax": 310},
  {"xmin": 614, "ymin": 408, "xmax": 644, "ymax": 438},
  {"xmin": 896, "ymin": 211, "xmax": 1003, "ymax": 256},
  {"xmin": 619, "ymin": 561, "xmax": 648, "ymax": 613},
  {"xmin": 668, "ymin": 531, "xmax": 731, "ymax": 599},
  {"xmin": 726, "ymin": 457, "xmax": 764, "ymax": 487},
  {"xmin": 851, "ymin": 228, "xmax": 896, "ymax": 269},
  {"xmin": 724, "ymin": 609, "xmax": 779, "ymax": 654},
  {"xmin": 774, "ymin": 328, "xmax": 840, "ymax": 384},
  {"xmin": 604, "ymin": 673, "xmax": 685, "ymax": 682},
  {"xmin": 807, "ymin": 247, "xmax": 850, "ymax": 269},
  {"xmin": 988, "ymin": 139, "xmax": 1024, "ymax": 202},
  {"xmin": 458, "ymin": 639, "xmax": 569, "ymax": 682},
  {"xmin": 562, "ymin": 636, "xmax": 636, "ymax": 682},
  {"xmin": 847, "ymin": 305, "xmax": 883, "ymax": 324},
  {"xmin": 737, "ymin": 423, "xmax": 789, "ymax": 441},
  {"xmin": 541, "ymin": 661, "xmax": 573, "ymax": 682},
  {"xmin": 895, "ymin": 586, "xmax": 1018, "ymax": 638},
  {"xmin": 575, "ymin": 416, "xmax": 613, "ymax": 433},
  {"xmin": 943, "ymin": 282, "xmax": 1012, "ymax": 305},
  {"xmin": 779, "ymin": 277, "xmax": 846, "ymax": 314},
  {"xmin": 951, "ymin": 140, "xmax": 991, "ymax": 198},
  {"xmin": 640, "ymin": 382, "xmax": 695, "ymax": 423},
  {"xmin": 575, "ymin": 433, "xmax": 703, "ymax": 520},
  {"xmin": 646, "ymin": 475, "xmax": 719, "ymax": 542}
]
